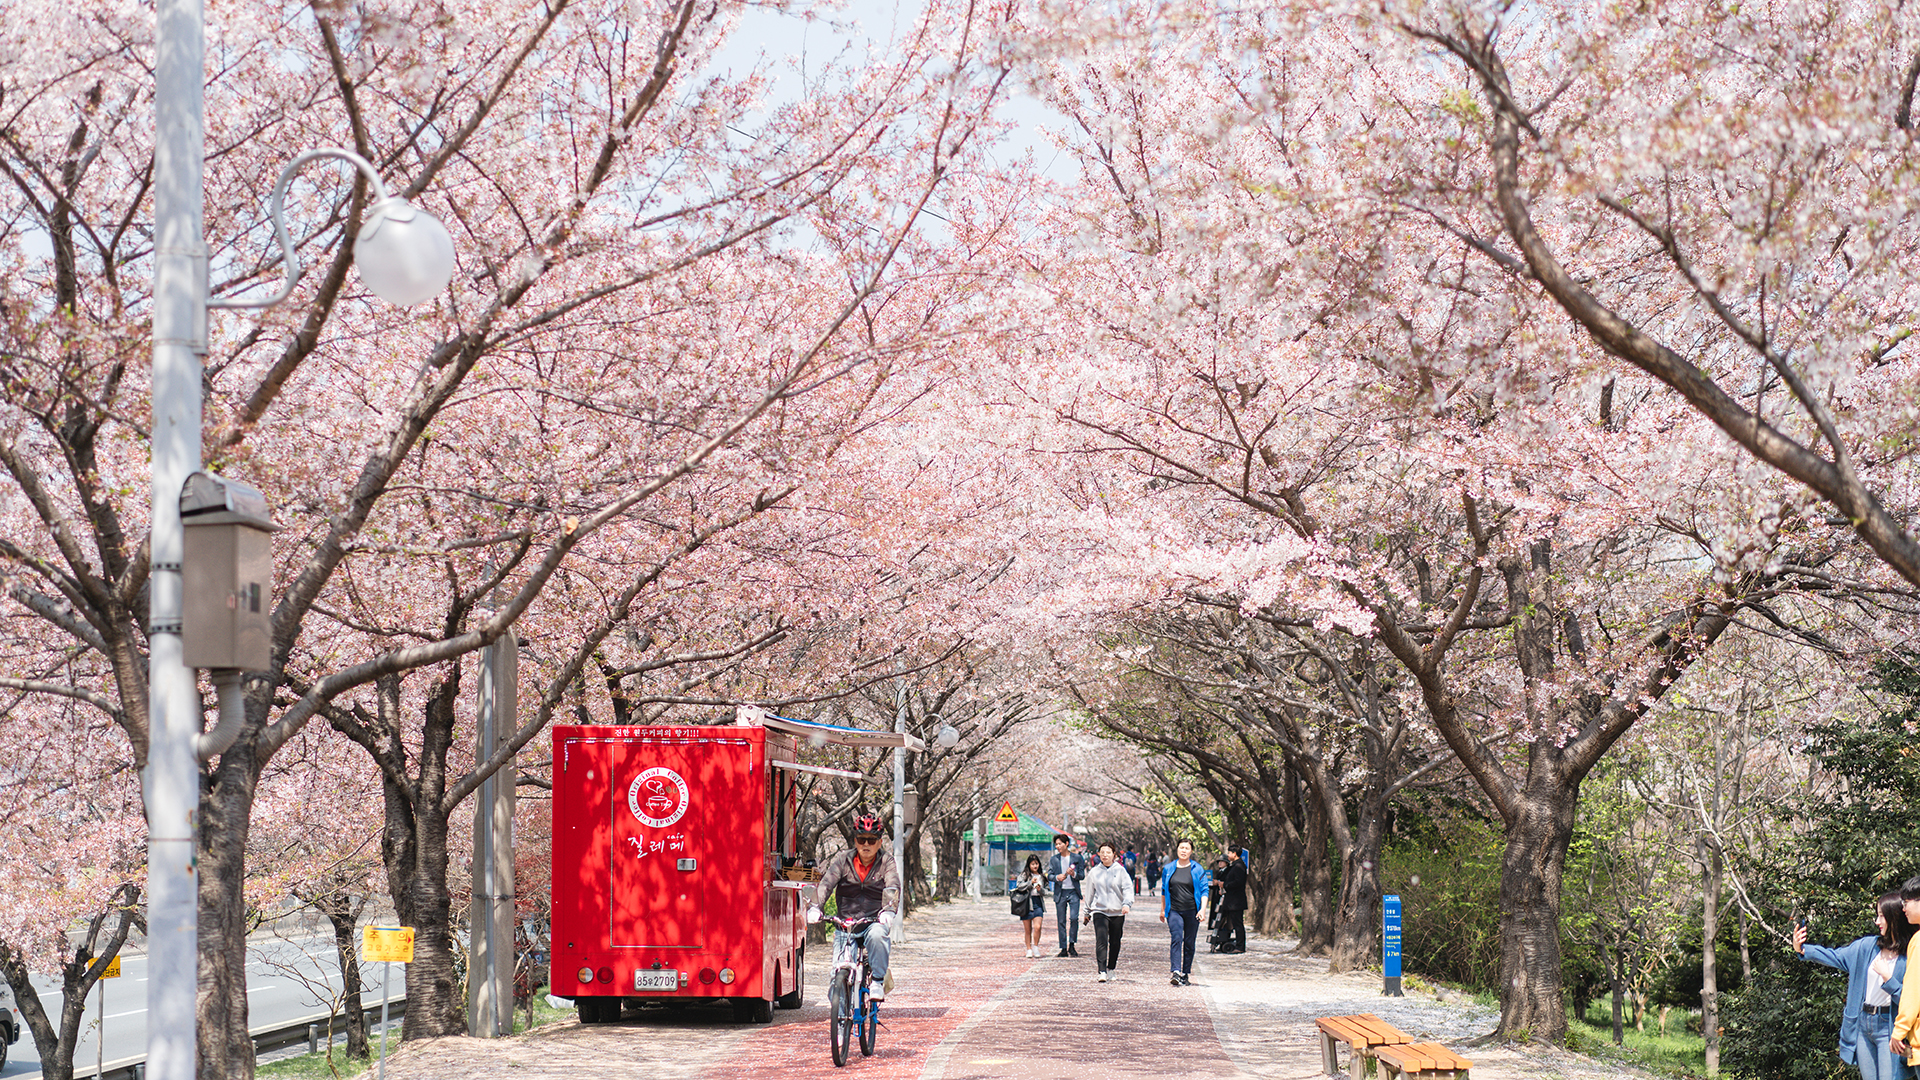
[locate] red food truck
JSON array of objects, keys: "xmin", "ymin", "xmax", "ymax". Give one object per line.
[{"xmin": 549, "ymin": 707, "xmax": 920, "ymax": 1023}]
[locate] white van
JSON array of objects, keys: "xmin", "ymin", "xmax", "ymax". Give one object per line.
[{"xmin": 0, "ymin": 978, "xmax": 17, "ymax": 1069}]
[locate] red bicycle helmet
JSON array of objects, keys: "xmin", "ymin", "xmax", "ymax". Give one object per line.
[{"xmin": 851, "ymin": 812, "xmax": 885, "ymax": 837}]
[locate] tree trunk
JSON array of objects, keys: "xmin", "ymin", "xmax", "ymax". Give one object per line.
[
  {"xmin": 1296, "ymin": 794, "xmax": 1333, "ymax": 955},
  {"xmin": 200, "ymin": 741, "xmax": 263, "ymax": 1080},
  {"xmin": 933, "ymin": 818, "xmax": 963, "ymax": 901},
  {"xmin": 384, "ymin": 764, "xmax": 465, "ymax": 1038},
  {"xmin": 1246, "ymin": 768, "xmax": 1299, "ymax": 936},
  {"xmin": 1493, "ymin": 771, "xmax": 1578, "ymax": 1043},
  {"xmin": 1609, "ymin": 937, "xmax": 1624, "ymax": 1045},
  {"xmin": 1327, "ymin": 801, "xmax": 1387, "ymax": 973},
  {"xmin": 1701, "ymin": 838, "xmax": 1722, "ymax": 1078},
  {"xmin": 1738, "ymin": 906, "xmax": 1751, "ymax": 985},
  {"xmin": 1249, "ymin": 832, "xmax": 1295, "ymax": 936},
  {"xmin": 901, "ymin": 826, "xmax": 926, "ymax": 911},
  {"xmin": 321, "ymin": 894, "xmax": 371, "ymax": 1058},
  {"xmin": 0, "ymin": 885, "xmax": 142, "ymax": 1080}
]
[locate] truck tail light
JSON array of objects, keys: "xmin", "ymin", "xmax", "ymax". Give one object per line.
[
  {"xmin": 699, "ymin": 968, "xmax": 717, "ymax": 985},
  {"xmin": 577, "ymin": 967, "xmax": 594, "ymax": 984},
  {"xmin": 718, "ymin": 968, "xmax": 735, "ymax": 984},
  {"xmin": 596, "ymin": 967, "xmax": 614, "ymax": 984}
]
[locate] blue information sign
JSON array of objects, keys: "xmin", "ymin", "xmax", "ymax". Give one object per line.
[{"xmin": 1383, "ymin": 893, "xmax": 1404, "ymax": 996}]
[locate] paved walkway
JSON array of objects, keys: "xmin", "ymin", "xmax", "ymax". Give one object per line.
[{"xmin": 348, "ymin": 900, "xmax": 1649, "ymax": 1079}]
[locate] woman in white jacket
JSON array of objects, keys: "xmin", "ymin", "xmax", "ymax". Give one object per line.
[{"xmin": 1082, "ymin": 842, "xmax": 1135, "ymax": 982}]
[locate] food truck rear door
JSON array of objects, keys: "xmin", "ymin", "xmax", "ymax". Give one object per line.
[{"xmin": 609, "ymin": 739, "xmax": 706, "ymax": 953}]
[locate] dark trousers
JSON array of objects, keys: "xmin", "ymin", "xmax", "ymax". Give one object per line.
[
  {"xmin": 1167, "ymin": 908, "xmax": 1198, "ymax": 974},
  {"xmin": 1092, "ymin": 913, "xmax": 1125, "ymax": 972},
  {"xmin": 1219, "ymin": 908, "xmax": 1245, "ymax": 951}
]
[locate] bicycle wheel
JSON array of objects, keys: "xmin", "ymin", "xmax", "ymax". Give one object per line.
[
  {"xmin": 828, "ymin": 968, "xmax": 853, "ymax": 1067},
  {"xmin": 857, "ymin": 975, "xmax": 878, "ymax": 1057}
]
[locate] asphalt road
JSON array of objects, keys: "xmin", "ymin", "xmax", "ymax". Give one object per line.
[{"xmin": 2, "ymin": 932, "xmax": 405, "ymax": 1079}]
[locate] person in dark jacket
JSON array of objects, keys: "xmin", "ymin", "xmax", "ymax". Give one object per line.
[
  {"xmin": 1217, "ymin": 847, "xmax": 1249, "ymax": 953},
  {"xmin": 807, "ymin": 812, "xmax": 901, "ymax": 999},
  {"xmin": 1798, "ymin": 891, "xmax": 1913, "ymax": 1080}
]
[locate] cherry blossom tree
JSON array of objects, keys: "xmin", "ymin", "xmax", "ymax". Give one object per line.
[
  {"xmin": 1384, "ymin": 0, "xmax": 1920, "ymax": 589},
  {"xmin": 0, "ymin": 0, "xmax": 1019, "ymax": 1071}
]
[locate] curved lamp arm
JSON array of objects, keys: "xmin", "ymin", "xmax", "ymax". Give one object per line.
[{"xmin": 208, "ymin": 147, "xmax": 392, "ymax": 311}]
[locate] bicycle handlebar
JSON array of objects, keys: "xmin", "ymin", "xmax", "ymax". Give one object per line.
[{"xmin": 826, "ymin": 915, "xmax": 878, "ymax": 932}]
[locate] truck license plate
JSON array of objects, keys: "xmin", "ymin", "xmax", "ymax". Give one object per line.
[{"xmin": 635, "ymin": 970, "xmax": 678, "ymax": 992}]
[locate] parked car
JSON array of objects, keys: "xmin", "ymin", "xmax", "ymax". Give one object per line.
[{"xmin": 0, "ymin": 978, "xmax": 20, "ymax": 1069}]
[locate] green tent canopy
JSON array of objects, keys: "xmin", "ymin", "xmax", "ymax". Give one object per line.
[{"xmin": 962, "ymin": 809, "xmax": 1060, "ymax": 846}]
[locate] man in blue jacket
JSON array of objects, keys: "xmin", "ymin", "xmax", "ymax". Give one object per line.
[{"xmin": 1048, "ymin": 833, "xmax": 1087, "ymax": 957}]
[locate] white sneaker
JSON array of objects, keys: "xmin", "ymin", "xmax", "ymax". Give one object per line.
[
  {"xmin": 869, "ymin": 984, "xmax": 885, "ymax": 1002},
  {"xmin": 1099, "ymin": 971, "xmax": 1108, "ymax": 982}
]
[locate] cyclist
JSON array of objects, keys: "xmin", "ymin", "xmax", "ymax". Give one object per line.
[{"xmin": 807, "ymin": 811, "xmax": 901, "ymax": 1000}]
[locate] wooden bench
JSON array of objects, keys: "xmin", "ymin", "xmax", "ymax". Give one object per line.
[
  {"xmin": 1375, "ymin": 1040, "xmax": 1474, "ymax": 1079},
  {"xmin": 1315, "ymin": 1013, "xmax": 1413, "ymax": 1079}
]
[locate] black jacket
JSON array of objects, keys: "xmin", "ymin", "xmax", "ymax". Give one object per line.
[{"xmin": 1219, "ymin": 860, "xmax": 1248, "ymax": 911}]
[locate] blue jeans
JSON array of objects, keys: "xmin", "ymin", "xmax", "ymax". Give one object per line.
[
  {"xmin": 1859, "ymin": 1009, "xmax": 1915, "ymax": 1080},
  {"xmin": 1858, "ymin": 1006, "xmax": 1904, "ymax": 1076},
  {"xmin": 1168, "ymin": 908, "xmax": 1198, "ymax": 974},
  {"xmin": 835, "ymin": 923, "xmax": 890, "ymax": 981},
  {"xmin": 1055, "ymin": 893, "xmax": 1081, "ymax": 948}
]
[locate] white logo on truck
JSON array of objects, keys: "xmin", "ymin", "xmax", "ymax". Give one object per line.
[{"xmin": 628, "ymin": 767, "xmax": 689, "ymax": 829}]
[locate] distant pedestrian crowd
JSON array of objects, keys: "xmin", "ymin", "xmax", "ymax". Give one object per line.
[{"xmin": 1011, "ymin": 835, "xmax": 1249, "ymax": 986}]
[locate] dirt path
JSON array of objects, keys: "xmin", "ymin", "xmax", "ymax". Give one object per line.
[{"xmin": 346, "ymin": 900, "xmax": 1653, "ymax": 1079}]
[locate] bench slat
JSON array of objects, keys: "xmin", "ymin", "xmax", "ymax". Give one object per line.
[
  {"xmin": 1314, "ymin": 1013, "xmax": 1412, "ymax": 1047},
  {"xmin": 1316, "ymin": 1018, "xmax": 1370, "ymax": 1045},
  {"xmin": 1376, "ymin": 1040, "xmax": 1473, "ymax": 1076},
  {"xmin": 1376, "ymin": 1044, "xmax": 1437, "ymax": 1071},
  {"xmin": 1353, "ymin": 1016, "xmax": 1413, "ymax": 1044}
]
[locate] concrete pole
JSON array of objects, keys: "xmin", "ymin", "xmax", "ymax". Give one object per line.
[
  {"xmin": 468, "ymin": 633, "xmax": 517, "ymax": 1037},
  {"xmin": 971, "ymin": 776, "xmax": 983, "ymax": 903},
  {"xmin": 148, "ymin": 0, "xmax": 207, "ymax": 1074},
  {"xmin": 893, "ymin": 685, "xmax": 907, "ymax": 943}
]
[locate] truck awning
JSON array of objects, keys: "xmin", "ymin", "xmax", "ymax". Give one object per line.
[{"xmin": 757, "ymin": 713, "xmax": 925, "ymax": 752}]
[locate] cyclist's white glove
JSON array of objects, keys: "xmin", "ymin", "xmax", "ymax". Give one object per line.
[
  {"xmin": 806, "ymin": 905, "xmax": 823, "ymax": 924},
  {"xmin": 879, "ymin": 911, "xmax": 895, "ymax": 930}
]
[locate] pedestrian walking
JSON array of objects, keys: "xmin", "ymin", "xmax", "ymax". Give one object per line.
[
  {"xmin": 1217, "ymin": 847, "xmax": 1249, "ymax": 953},
  {"xmin": 1012, "ymin": 853, "xmax": 1048, "ymax": 957},
  {"xmin": 1159, "ymin": 839, "xmax": 1211, "ymax": 986},
  {"xmin": 1049, "ymin": 833, "xmax": 1088, "ymax": 957},
  {"xmin": 1144, "ymin": 850, "xmax": 1162, "ymax": 895},
  {"xmin": 1083, "ymin": 842, "xmax": 1134, "ymax": 982}
]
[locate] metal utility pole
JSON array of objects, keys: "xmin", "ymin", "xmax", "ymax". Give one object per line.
[
  {"xmin": 148, "ymin": 0, "xmax": 207, "ymax": 1074},
  {"xmin": 893, "ymin": 685, "xmax": 908, "ymax": 944},
  {"xmin": 468, "ymin": 633, "xmax": 518, "ymax": 1036}
]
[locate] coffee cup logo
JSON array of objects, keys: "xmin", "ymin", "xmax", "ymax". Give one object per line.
[{"xmin": 627, "ymin": 767, "xmax": 689, "ymax": 829}]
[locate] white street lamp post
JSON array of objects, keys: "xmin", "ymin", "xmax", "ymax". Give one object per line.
[{"xmin": 150, "ymin": 3, "xmax": 453, "ymax": 1075}]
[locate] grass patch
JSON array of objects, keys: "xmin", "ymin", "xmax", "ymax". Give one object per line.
[
  {"xmin": 255, "ymin": 997, "xmax": 575, "ymax": 1080},
  {"xmin": 1566, "ymin": 998, "xmax": 1707, "ymax": 1077}
]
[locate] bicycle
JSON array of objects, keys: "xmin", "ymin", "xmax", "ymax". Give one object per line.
[{"xmin": 824, "ymin": 915, "xmax": 882, "ymax": 1066}]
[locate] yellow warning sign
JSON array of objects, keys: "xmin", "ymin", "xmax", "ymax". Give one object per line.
[
  {"xmin": 362, "ymin": 925, "xmax": 416, "ymax": 963},
  {"xmin": 99, "ymin": 955, "xmax": 121, "ymax": 979},
  {"xmin": 993, "ymin": 801, "xmax": 1019, "ymax": 823}
]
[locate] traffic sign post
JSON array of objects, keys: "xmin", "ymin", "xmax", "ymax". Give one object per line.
[
  {"xmin": 989, "ymin": 800, "xmax": 1020, "ymax": 836},
  {"xmin": 97, "ymin": 953, "xmax": 122, "ymax": 1079},
  {"xmin": 1383, "ymin": 895, "xmax": 1403, "ymax": 996},
  {"xmin": 362, "ymin": 926, "xmax": 416, "ymax": 1079}
]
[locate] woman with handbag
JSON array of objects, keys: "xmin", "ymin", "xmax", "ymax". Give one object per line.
[{"xmin": 1012, "ymin": 853, "xmax": 1048, "ymax": 957}]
